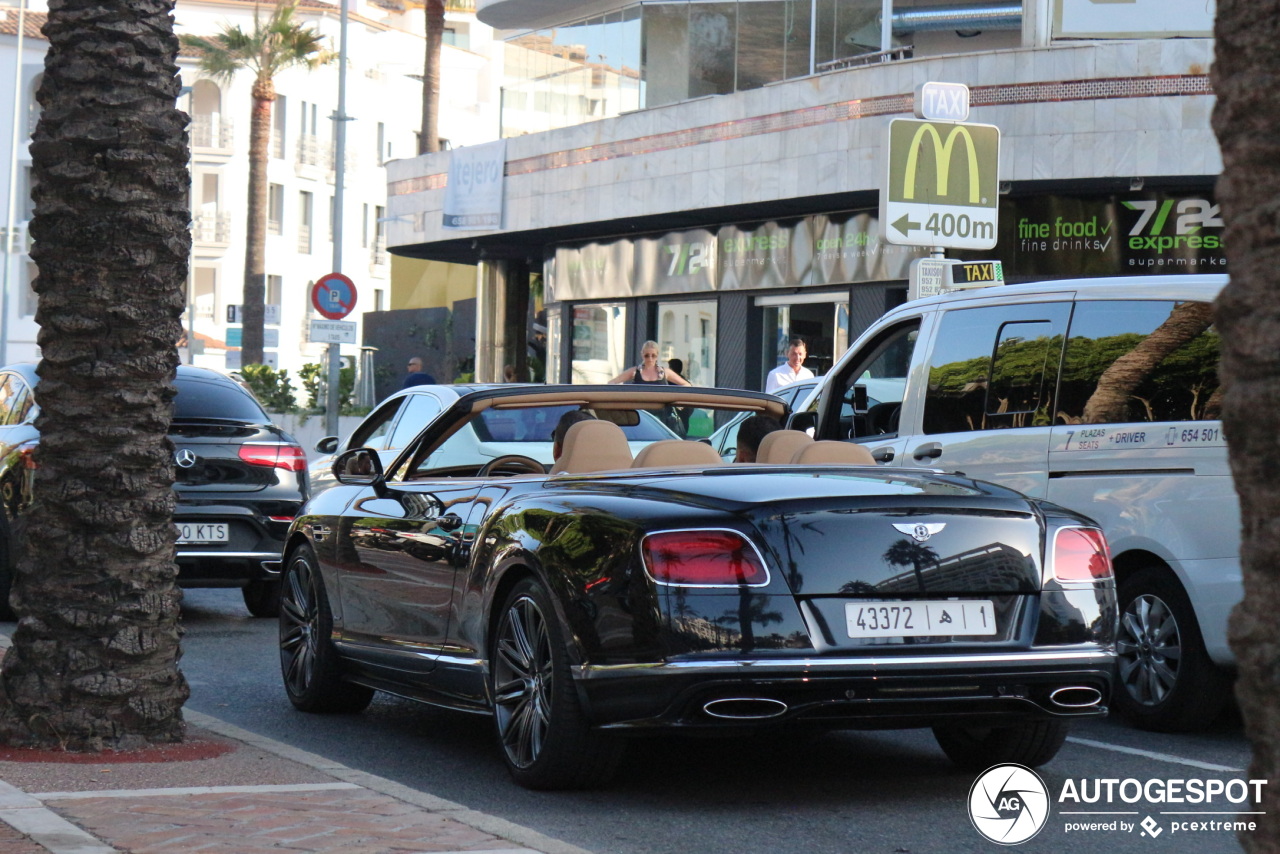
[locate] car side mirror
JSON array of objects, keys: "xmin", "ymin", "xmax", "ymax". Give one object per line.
[
  {"xmin": 315, "ymin": 436, "xmax": 339, "ymax": 455},
  {"xmin": 787, "ymin": 411, "xmax": 817, "ymax": 433},
  {"xmin": 333, "ymin": 448, "xmax": 384, "ymax": 487}
]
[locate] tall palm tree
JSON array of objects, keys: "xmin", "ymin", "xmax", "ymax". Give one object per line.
[
  {"xmin": 181, "ymin": 1, "xmax": 330, "ymax": 366},
  {"xmin": 0, "ymin": 0, "xmax": 190, "ymax": 749},
  {"xmin": 1212, "ymin": 0, "xmax": 1280, "ymax": 847},
  {"xmin": 420, "ymin": 0, "xmax": 445, "ymax": 154}
]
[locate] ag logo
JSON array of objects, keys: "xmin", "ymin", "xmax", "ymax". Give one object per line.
[{"xmin": 968, "ymin": 764, "xmax": 1050, "ymax": 845}]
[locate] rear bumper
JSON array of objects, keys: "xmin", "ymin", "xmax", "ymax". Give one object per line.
[
  {"xmin": 575, "ymin": 649, "xmax": 1114, "ymax": 731},
  {"xmin": 176, "ymin": 550, "xmax": 282, "ymax": 587}
]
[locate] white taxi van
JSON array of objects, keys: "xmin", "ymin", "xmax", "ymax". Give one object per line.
[{"xmin": 798, "ymin": 274, "xmax": 1235, "ymax": 731}]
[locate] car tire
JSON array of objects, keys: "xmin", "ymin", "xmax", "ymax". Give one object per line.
[
  {"xmin": 933, "ymin": 720, "xmax": 1069, "ymax": 771},
  {"xmin": 1114, "ymin": 566, "xmax": 1230, "ymax": 732},
  {"xmin": 242, "ymin": 579, "xmax": 282, "ymax": 619},
  {"xmin": 490, "ymin": 577, "xmax": 624, "ymax": 790},
  {"xmin": 279, "ymin": 543, "xmax": 374, "ymax": 714}
]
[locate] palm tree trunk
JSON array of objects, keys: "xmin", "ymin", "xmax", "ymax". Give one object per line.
[
  {"xmin": 241, "ymin": 76, "xmax": 273, "ymax": 366},
  {"xmin": 0, "ymin": 0, "xmax": 190, "ymax": 749},
  {"xmin": 420, "ymin": 0, "xmax": 444, "ymax": 154},
  {"xmin": 1212, "ymin": 0, "xmax": 1280, "ymax": 849}
]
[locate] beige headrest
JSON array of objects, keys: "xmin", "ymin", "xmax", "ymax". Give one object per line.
[
  {"xmin": 632, "ymin": 439, "xmax": 723, "ymax": 469},
  {"xmin": 791, "ymin": 440, "xmax": 876, "ymax": 465},
  {"xmin": 755, "ymin": 430, "xmax": 813, "ymax": 464},
  {"xmin": 549, "ymin": 419, "xmax": 633, "ymax": 474}
]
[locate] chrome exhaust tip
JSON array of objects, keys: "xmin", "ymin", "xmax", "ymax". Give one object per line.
[
  {"xmin": 702, "ymin": 698, "xmax": 789, "ymax": 720},
  {"xmin": 1049, "ymin": 686, "xmax": 1103, "ymax": 708}
]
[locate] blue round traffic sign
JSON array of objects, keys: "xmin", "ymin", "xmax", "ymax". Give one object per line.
[{"xmin": 311, "ymin": 273, "xmax": 358, "ymax": 320}]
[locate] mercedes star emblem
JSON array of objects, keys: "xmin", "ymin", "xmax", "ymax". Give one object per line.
[{"xmin": 174, "ymin": 449, "xmax": 198, "ymax": 469}]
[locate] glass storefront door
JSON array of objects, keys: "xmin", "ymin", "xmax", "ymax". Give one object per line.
[
  {"xmin": 757, "ymin": 292, "xmax": 849, "ymax": 388},
  {"xmin": 570, "ymin": 303, "xmax": 627, "ymax": 383},
  {"xmin": 656, "ymin": 299, "xmax": 717, "ymax": 386}
]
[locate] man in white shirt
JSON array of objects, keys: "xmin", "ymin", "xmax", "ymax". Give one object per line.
[{"xmin": 765, "ymin": 338, "xmax": 815, "ymax": 394}]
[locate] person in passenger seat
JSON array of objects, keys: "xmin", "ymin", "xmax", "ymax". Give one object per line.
[{"xmin": 735, "ymin": 414, "xmax": 782, "ymax": 463}]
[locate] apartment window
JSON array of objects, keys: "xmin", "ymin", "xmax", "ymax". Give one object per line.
[
  {"xmin": 376, "ymin": 122, "xmax": 386, "ymax": 165},
  {"xmin": 298, "ymin": 191, "xmax": 313, "ymax": 254},
  {"xmin": 192, "ymin": 266, "xmax": 217, "ymax": 321},
  {"xmin": 266, "ymin": 275, "xmax": 282, "ymax": 314},
  {"xmin": 374, "ymin": 289, "xmax": 385, "ymax": 312},
  {"xmin": 21, "ymin": 262, "xmax": 37, "ymax": 317},
  {"xmin": 361, "ymin": 203, "xmax": 369, "ymax": 248},
  {"xmin": 267, "ymin": 184, "xmax": 284, "ymax": 235},
  {"xmin": 272, "ymin": 95, "xmax": 287, "ymax": 159}
]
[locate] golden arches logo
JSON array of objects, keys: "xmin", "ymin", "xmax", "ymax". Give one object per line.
[{"xmin": 902, "ymin": 123, "xmax": 982, "ymax": 204}]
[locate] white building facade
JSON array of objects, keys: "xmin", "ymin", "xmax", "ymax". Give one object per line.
[
  {"xmin": 383, "ymin": 0, "xmax": 1223, "ymax": 391},
  {"xmin": 0, "ymin": 0, "xmax": 503, "ymax": 379}
]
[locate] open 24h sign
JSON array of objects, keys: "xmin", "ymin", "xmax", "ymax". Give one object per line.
[{"xmin": 880, "ymin": 118, "xmax": 1001, "ymax": 250}]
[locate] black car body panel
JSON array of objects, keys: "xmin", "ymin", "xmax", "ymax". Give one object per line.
[
  {"xmin": 0, "ymin": 363, "xmax": 308, "ymax": 618},
  {"xmin": 283, "ymin": 387, "xmax": 1116, "ymax": 762}
]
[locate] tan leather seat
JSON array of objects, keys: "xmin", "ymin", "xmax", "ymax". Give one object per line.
[
  {"xmin": 549, "ymin": 419, "xmax": 633, "ymax": 474},
  {"xmin": 632, "ymin": 439, "xmax": 723, "ymax": 469},
  {"xmin": 791, "ymin": 440, "xmax": 876, "ymax": 465},
  {"xmin": 755, "ymin": 430, "xmax": 813, "ymax": 464}
]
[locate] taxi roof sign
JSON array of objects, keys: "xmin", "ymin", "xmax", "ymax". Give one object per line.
[{"xmin": 915, "ymin": 82, "xmax": 970, "ymax": 122}]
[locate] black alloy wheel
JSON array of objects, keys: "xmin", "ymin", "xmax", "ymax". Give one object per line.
[
  {"xmin": 933, "ymin": 720, "xmax": 1069, "ymax": 771},
  {"xmin": 1114, "ymin": 567, "xmax": 1229, "ymax": 731},
  {"xmin": 279, "ymin": 543, "xmax": 373, "ymax": 714},
  {"xmin": 490, "ymin": 577, "xmax": 623, "ymax": 789}
]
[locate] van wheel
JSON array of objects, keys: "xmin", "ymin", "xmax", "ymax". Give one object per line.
[{"xmin": 1114, "ymin": 567, "xmax": 1230, "ymax": 731}]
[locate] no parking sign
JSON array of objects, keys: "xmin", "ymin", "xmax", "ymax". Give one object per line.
[{"xmin": 311, "ymin": 273, "xmax": 358, "ymax": 320}]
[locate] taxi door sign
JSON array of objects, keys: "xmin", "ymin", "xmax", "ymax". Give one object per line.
[
  {"xmin": 881, "ymin": 118, "xmax": 1000, "ymax": 250},
  {"xmin": 312, "ymin": 273, "xmax": 358, "ymax": 320}
]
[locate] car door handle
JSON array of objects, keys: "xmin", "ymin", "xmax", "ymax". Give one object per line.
[
  {"xmin": 913, "ymin": 443, "xmax": 943, "ymax": 461},
  {"xmin": 872, "ymin": 447, "xmax": 895, "ymax": 463},
  {"xmin": 436, "ymin": 513, "xmax": 464, "ymax": 532}
]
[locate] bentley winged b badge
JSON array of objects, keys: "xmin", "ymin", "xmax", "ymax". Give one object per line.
[{"xmin": 892, "ymin": 522, "xmax": 946, "ymax": 542}]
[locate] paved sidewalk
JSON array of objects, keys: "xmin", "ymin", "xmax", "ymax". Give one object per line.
[{"xmin": 0, "ymin": 709, "xmax": 593, "ymax": 854}]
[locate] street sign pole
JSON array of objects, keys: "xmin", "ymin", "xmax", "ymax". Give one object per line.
[
  {"xmin": 326, "ymin": 0, "xmax": 352, "ymax": 439},
  {"xmin": 312, "ymin": 273, "xmax": 358, "ymax": 437}
]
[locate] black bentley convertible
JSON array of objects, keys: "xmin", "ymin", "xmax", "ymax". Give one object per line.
[{"xmin": 278, "ymin": 385, "xmax": 1117, "ymax": 789}]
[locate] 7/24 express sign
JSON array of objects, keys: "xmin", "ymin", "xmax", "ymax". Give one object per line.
[{"xmin": 881, "ymin": 118, "xmax": 1000, "ymax": 250}]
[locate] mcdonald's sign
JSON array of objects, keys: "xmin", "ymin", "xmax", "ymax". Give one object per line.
[{"xmin": 880, "ymin": 118, "xmax": 1000, "ymax": 250}]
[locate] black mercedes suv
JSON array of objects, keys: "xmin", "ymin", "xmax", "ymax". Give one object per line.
[{"xmin": 0, "ymin": 363, "xmax": 308, "ymax": 619}]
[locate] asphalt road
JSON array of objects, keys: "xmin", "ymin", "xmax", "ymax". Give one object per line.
[{"xmin": 160, "ymin": 588, "xmax": 1262, "ymax": 854}]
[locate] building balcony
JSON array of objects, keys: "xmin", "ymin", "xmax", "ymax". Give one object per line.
[
  {"xmin": 191, "ymin": 115, "xmax": 234, "ymax": 153},
  {"xmin": 192, "ymin": 212, "xmax": 232, "ymax": 247},
  {"xmin": 296, "ymin": 134, "xmax": 327, "ymax": 173}
]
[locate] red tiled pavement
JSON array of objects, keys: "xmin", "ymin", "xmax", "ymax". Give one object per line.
[
  {"xmin": 48, "ymin": 788, "xmax": 526, "ymax": 854},
  {"xmin": 0, "ymin": 819, "xmax": 48, "ymax": 854}
]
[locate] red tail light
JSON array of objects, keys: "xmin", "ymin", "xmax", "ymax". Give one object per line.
[
  {"xmin": 1052, "ymin": 527, "xmax": 1113, "ymax": 582},
  {"xmin": 238, "ymin": 443, "xmax": 308, "ymax": 472},
  {"xmin": 641, "ymin": 530, "xmax": 769, "ymax": 587},
  {"xmin": 17, "ymin": 440, "xmax": 37, "ymax": 470}
]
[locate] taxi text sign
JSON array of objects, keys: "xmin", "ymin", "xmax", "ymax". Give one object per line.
[{"xmin": 880, "ymin": 118, "xmax": 1000, "ymax": 250}]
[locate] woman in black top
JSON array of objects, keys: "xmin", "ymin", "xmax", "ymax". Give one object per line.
[{"xmin": 609, "ymin": 340, "xmax": 692, "ymax": 386}]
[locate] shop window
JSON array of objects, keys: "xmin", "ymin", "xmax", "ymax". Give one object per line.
[{"xmin": 570, "ymin": 303, "xmax": 626, "ymax": 384}]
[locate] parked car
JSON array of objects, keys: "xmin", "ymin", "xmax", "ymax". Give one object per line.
[
  {"xmin": 0, "ymin": 363, "xmax": 308, "ymax": 619},
  {"xmin": 279, "ymin": 383, "xmax": 1116, "ymax": 790},
  {"xmin": 704, "ymin": 380, "xmax": 814, "ymax": 461},
  {"xmin": 796, "ymin": 274, "xmax": 1233, "ymax": 732},
  {"xmin": 307, "ymin": 383, "xmax": 680, "ymax": 494}
]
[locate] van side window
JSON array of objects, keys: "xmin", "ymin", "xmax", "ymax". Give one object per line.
[
  {"xmin": 923, "ymin": 303, "xmax": 1071, "ymax": 435},
  {"xmin": 824, "ymin": 321, "xmax": 917, "ymax": 439},
  {"xmin": 1057, "ymin": 300, "xmax": 1219, "ymax": 425}
]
